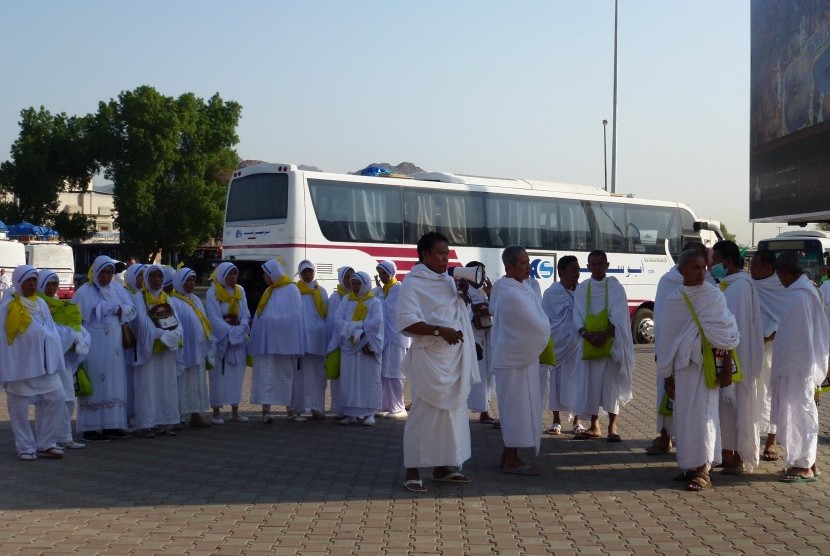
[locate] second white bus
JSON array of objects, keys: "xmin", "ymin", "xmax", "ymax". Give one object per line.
[{"xmin": 222, "ymin": 163, "xmax": 717, "ymax": 344}]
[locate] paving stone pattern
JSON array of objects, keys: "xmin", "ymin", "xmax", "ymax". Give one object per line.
[{"xmin": 0, "ymin": 346, "xmax": 828, "ymax": 555}]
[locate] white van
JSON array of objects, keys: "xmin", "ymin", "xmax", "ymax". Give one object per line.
[
  {"xmin": 0, "ymin": 239, "xmax": 26, "ymax": 297},
  {"xmin": 24, "ymin": 242, "xmax": 75, "ymax": 299}
]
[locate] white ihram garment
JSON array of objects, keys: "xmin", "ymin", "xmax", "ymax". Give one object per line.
[
  {"xmin": 378, "ymin": 281, "xmax": 410, "ymax": 414},
  {"xmin": 573, "ymin": 276, "xmax": 634, "ymax": 416},
  {"xmin": 541, "ymin": 281, "xmax": 582, "ymax": 415},
  {"xmin": 656, "ymin": 282, "xmax": 739, "ymax": 471},
  {"xmin": 770, "ymin": 275, "xmax": 829, "ymax": 469},
  {"xmin": 466, "ymin": 286, "xmax": 494, "ymax": 413},
  {"xmin": 491, "ymin": 277, "xmax": 550, "ymax": 454},
  {"xmin": 754, "ymin": 273, "xmax": 787, "ymax": 435},
  {"xmin": 398, "ymin": 263, "xmax": 479, "ymax": 468}
]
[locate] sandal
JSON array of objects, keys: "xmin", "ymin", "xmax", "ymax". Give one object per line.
[
  {"xmin": 645, "ymin": 444, "xmax": 671, "ymax": 455},
  {"xmin": 573, "ymin": 424, "xmax": 587, "ymax": 434},
  {"xmin": 574, "ymin": 431, "xmax": 601, "ymax": 440},
  {"xmin": 545, "ymin": 423, "xmax": 562, "ymax": 435},
  {"xmin": 780, "ymin": 468, "xmax": 818, "ymax": 483},
  {"xmin": 721, "ymin": 464, "xmax": 745, "ymax": 475},
  {"xmin": 502, "ymin": 464, "xmax": 540, "ymax": 476},
  {"xmin": 686, "ymin": 471, "xmax": 711, "ymax": 492},
  {"xmin": 762, "ymin": 449, "xmax": 779, "ymax": 462},
  {"xmin": 432, "ymin": 471, "xmax": 471, "ymax": 483},
  {"xmin": 403, "ymin": 479, "xmax": 427, "ymax": 493},
  {"xmin": 18, "ymin": 452, "xmax": 37, "ymax": 462},
  {"xmin": 607, "ymin": 433, "xmax": 622, "ymax": 443},
  {"xmin": 36, "ymin": 447, "xmax": 65, "ymax": 459}
]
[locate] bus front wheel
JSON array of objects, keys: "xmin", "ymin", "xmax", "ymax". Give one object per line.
[{"xmin": 632, "ymin": 307, "xmax": 654, "ymax": 344}]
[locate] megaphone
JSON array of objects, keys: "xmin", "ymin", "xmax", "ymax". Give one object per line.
[{"xmin": 447, "ymin": 265, "xmax": 484, "ymax": 287}]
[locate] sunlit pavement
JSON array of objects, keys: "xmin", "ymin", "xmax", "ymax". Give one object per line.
[{"xmin": 1, "ymin": 345, "xmax": 828, "ymax": 555}]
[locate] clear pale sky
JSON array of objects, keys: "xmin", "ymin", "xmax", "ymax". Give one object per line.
[{"xmin": 0, "ymin": 0, "xmax": 802, "ymax": 245}]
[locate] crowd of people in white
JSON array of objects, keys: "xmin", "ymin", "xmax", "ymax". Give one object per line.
[{"xmin": 0, "ymin": 231, "xmax": 827, "ymax": 495}]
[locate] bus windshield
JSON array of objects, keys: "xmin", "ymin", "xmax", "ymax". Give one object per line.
[
  {"xmin": 227, "ymin": 173, "xmax": 288, "ymax": 222},
  {"xmin": 757, "ymin": 238, "xmax": 827, "ymax": 282}
]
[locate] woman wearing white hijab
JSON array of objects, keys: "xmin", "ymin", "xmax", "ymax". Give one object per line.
[
  {"xmin": 327, "ymin": 271, "xmax": 384, "ymax": 425},
  {"xmin": 375, "ymin": 260, "xmax": 411, "ymax": 418},
  {"xmin": 122, "ymin": 263, "xmax": 145, "ymax": 427},
  {"xmin": 130, "ymin": 264, "xmax": 184, "ymax": 437},
  {"xmin": 71, "ymin": 256, "xmax": 137, "ymax": 442},
  {"xmin": 293, "ymin": 260, "xmax": 329, "ymax": 420},
  {"xmin": 249, "ymin": 259, "xmax": 305, "ymax": 422},
  {"xmin": 326, "ymin": 265, "xmax": 354, "ymax": 417},
  {"xmin": 205, "ymin": 262, "xmax": 251, "ymax": 424},
  {"xmin": 170, "ymin": 267, "xmax": 214, "ymax": 427},
  {"xmin": 0, "ymin": 265, "xmax": 68, "ymax": 460},
  {"xmin": 38, "ymin": 270, "xmax": 91, "ymax": 450}
]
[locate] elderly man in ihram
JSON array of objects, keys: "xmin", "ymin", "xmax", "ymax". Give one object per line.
[
  {"xmin": 771, "ymin": 252, "xmax": 829, "ymax": 483},
  {"xmin": 656, "ymin": 249, "xmax": 739, "ymax": 492},
  {"xmin": 490, "ymin": 245, "xmax": 551, "ymax": 475},
  {"xmin": 0, "ymin": 266, "xmax": 67, "ymax": 461},
  {"xmin": 397, "ymin": 232, "xmax": 479, "ymax": 493}
]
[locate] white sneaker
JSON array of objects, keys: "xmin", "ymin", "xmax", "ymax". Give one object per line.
[
  {"xmin": 339, "ymin": 416, "xmax": 357, "ymax": 425},
  {"xmin": 363, "ymin": 415, "xmax": 376, "ymax": 426},
  {"xmin": 231, "ymin": 415, "xmax": 250, "ymax": 422},
  {"xmin": 375, "ymin": 411, "xmax": 390, "ymax": 419},
  {"xmin": 287, "ymin": 414, "xmax": 307, "ymax": 423},
  {"xmin": 211, "ymin": 417, "xmax": 225, "ymax": 425},
  {"xmin": 388, "ymin": 410, "xmax": 408, "ymax": 420}
]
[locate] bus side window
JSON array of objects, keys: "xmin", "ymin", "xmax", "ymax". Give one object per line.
[{"xmin": 559, "ymin": 200, "xmax": 593, "ymax": 251}]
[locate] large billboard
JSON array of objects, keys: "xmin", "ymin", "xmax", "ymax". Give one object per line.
[{"xmin": 751, "ymin": 1, "xmax": 830, "ymax": 223}]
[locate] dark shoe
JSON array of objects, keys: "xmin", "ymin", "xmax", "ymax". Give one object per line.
[
  {"xmin": 104, "ymin": 429, "xmax": 131, "ymax": 440},
  {"xmin": 83, "ymin": 431, "xmax": 111, "ymax": 443}
]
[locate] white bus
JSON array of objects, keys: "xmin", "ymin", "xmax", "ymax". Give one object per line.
[
  {"xmin": 222, "ymin": 163, "xmax": 716, "ymax": 344},
  {"xmin": 756, "ymin": 230, "xmax": 830, "ymax": 282}
]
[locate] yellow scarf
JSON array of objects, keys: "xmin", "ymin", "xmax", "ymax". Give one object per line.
[
  {"xmin": 256, "ymin": 275, "xmax": 293, "ymax": 317},
  {"xmin": 337, "ymin": 284, "xmax": 348, "ymax": 297},
  {"xmin": 5, "ymin": 292, "xmax": 35, "ymax": 345},
  {"xmin": 296, "ymin": 280, "xmax": 327, "ymax": 319},
  {"xmin": 214, "ymin": 283, "xmax": 243, "ymax": 317},
  {"xmin": 37, "ymin": 292, "xmax": 83, "ymax": 331},
  {"xmin": 125, "ymin": 284, "xmax": 137, "ymax": 294},
  {"xmin": 142, "ymin": 286, "xmax": 170, "ymax": 309},
  {"xmin": 171, "ymin": 291, "xmax": 212, "ymax": 340},
  {"xmin": 348, "ymin": 291, "xmax": 374, "ymax": 321},
  {"xmin": 382, "ymin": 277, "xmax": 398, "ymax": 298}
]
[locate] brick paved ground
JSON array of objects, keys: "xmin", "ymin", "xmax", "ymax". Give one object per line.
[{"xmin": 0, "ymin": 346, "xmax": 829, "ymax": 555}]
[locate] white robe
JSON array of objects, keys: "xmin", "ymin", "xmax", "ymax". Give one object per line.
[
  {"xmin": 205, "ymin": 285, "xmax": 250, "ymax": 407},
  {"xmin": 541, "ymin": 281, "xmax": 582, "ymax": 415},
  {"xmin": 717, "ymin": 272, "xmax": 765, "ymax": 470},
  {"xmin": 491, "ymin": 277, "xmax": 550, "ymax": 453},
  {"xmin": 0, "ymin": 295, "xmax": 67, "ymax": 454},
  {"xmin": 325, "ymin": 289, "xmax": 348, "ymax": 413},
  {"xmin": 398, "ymin": 263, "xmax": 479, "ymax": 468},
  {"xmin": 656, "ymin": 282, "xmax": 739, "ymax": 470},
  {"xmin": 572, "ymin": 276, "xmax": 634, "ymax": 416},
  {"xmin": 653, "ymin": 266, "xmax": 683, "ymax": 435},
  {"xmin": 249, "ymin": 283, "xmax": 304, "ymax": 406},
  {"xmin": 170, "ymin": 294, "xmax": 212, "ymax": 414},
  {"xmin": 293, "ymin": 282, "xmax": 329, "ymax": 413},
  {"xmin": 131, "ymin": 291, "xmax": 184, "ymax": 429},
  {"xmin": 770, "ymin": 275, "xmax": 830, "ymax": 469},
  {"xmin": 379, "ymin": 282, "xmax": 411, "ymax": 379},
  {"xmin": 71, "ymin": 282, "xmax": 137, "ymax": 432},
  {"xmin": 467, "ymin": 286, "xmax": 494, "ymax": 413},
  {"xmin": 754, "ymin": 273, "xmax": 787, "ymax": 435},
  {"xmin": 327, "ymin": 293, "xmax": 383, "ymax": 417}
]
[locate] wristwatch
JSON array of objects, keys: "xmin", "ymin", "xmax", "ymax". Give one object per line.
[{"xmin": 433, "ymin": 326, "xmax": 441, "ymax": 336}]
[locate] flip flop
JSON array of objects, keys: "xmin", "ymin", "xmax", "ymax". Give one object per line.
[
  {"xmin": 403, "ymin": 479, "xmax": 427, "ymax": 493},
  {"xmin": 573, "ymin": 431, "xmax": 601, "ymax": 440},
  {"xmin": 607, "ymin": 433, "xmax": 622, "ymax": 443},
  {"xmin": 18, "ymin": 452, "xmax": 36, "ymax": 462},
  {"xmin": 432, "ymin": 472, "xmax": 471, "ymax": 483},
  {"xmin": 502, "ymin": 464, "xmax": 540, "ymax": 476},
  {"xmin": 762, "ymin": 450, "xmax": 779, "ymax": 461},
  {"xmin": 780, "ymin": 471, "xmax": 818, "ymax": 483}
]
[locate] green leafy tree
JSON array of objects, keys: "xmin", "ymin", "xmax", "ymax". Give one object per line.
[
  {"xmin": 0, "ymin": 106, "xmax": 96, "ymax": 225},
  {"xmin": 92, "ymin": 86, "xmax": 241, "ymax": 261},
  {"xmin": 816, "ymin": 222, "xmax": 830, "ymax": 231},
  {"xmin": 52, "ymin": 211, "xmax": 96, "ymax": 243},
  {"xmin": 719, "ymin": 222, "xmax": 736, "ymax": 242}
]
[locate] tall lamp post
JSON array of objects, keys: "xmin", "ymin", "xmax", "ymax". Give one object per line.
[
  {"xmin": 610, "ymin": 0, "xmax": 619, "ymax": 194},
  {"xmin": 602, "ymin": 119, "xmax": 609, "ymax": 191}
]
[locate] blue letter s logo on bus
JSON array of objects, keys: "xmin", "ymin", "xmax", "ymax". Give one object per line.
[{"xmin": 530, "ymin": 259, "xmax": 555, "ymax": 280}]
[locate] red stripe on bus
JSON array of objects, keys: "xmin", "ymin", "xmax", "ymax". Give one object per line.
[{"xmin": 223, "ymin": 242, "xmax": 460, "ymax": 261}]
